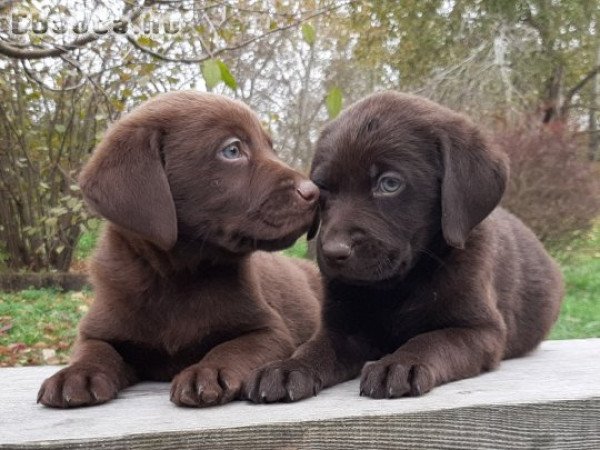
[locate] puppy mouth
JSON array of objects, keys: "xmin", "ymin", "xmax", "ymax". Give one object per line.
[
  {"xmin": 221, "ymin": 207, "xmax": 317, "ymax": 253},
  {"xmin": 258, "ymin": 217, "xmax": 287, "ymax": 229},
  {"xmin": 320, "ymin": 247, "xmax": 411, "ymax": 284}
]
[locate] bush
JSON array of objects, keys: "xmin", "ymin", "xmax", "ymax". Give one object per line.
[{"xmin": 494, "ymin": 121, "xmax": 600, "ymax": 247}]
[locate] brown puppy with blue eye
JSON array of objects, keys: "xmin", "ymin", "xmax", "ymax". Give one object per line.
[
  {"xmin": 37, "ymin": 91, "xmax": 322, "ymax": 408},
  {"xmin": 245, "ymin": 91, "xmax": 563, "ymax": 402}
]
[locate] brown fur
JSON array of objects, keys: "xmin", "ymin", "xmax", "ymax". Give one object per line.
[
  {"xmin": 37, "ymin": 91, "xmax": 322, "ymax": 408},
  {"xmin": 244, "ymin": 91, "xmax": 563, "ymax": 402}
]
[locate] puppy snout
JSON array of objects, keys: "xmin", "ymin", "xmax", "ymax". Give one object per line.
[
  {"xmin": 322, "ymin": 239, "xmax": 352, "ymax": 263},
  {"xmin": 296, "ymin": 180, "xmax": 319, "ymax": 204}
]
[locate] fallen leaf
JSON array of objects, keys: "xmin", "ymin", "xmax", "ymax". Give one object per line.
[
  {"xmin": 57, "ymin": 341, "xmax": 71, "ymax": 350},
  {"xmin": 0, "ymin": 321, "xmax": 12, "ymax": 335},
  {"xmin": 8, "ymin": 342, "xmax": 26, "ymax": 352},
  {"xmin": 42, "ymin": 348, "xmax": 56, "ymax": 360},
  {"xmin": 71, "ymin": 292, "xmax": 86, "ymax": 301}
]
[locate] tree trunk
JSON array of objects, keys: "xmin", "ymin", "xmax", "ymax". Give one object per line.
[
  {"xmin": 589, "ymin": 38, "xmax": 600, "ymax": 161},
  {"xmin": 542, "ymin": 65, "xmax": 565, "ymax": 123}
]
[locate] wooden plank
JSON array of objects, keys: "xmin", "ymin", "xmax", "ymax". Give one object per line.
[{"xmin": 0, "ymin": 339, "xmax": 599, "ymax": 449}]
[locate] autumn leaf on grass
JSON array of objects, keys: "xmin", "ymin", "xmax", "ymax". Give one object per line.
[
  {"xmin": 8, "ymin": 342, "xmax": 27, "ymax": 352},
  {"xmin": 56, "ymin": 341, "xmax": 72, "ymax": 351},
  {"xmin": 42, "ymin": 348, "xmax": 59, "ymax": 365},
  {"xmin": 0, "ymin": 317, "xmax": 12, "ymax": 335}
]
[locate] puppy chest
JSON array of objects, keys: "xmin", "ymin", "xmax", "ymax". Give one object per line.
[
  {"xmin": 110, "ymin": 327, "xmax": 238, "ymax": 381},
  {"xmin": 332, "ymin": 291, "xmax": 439, "ymax": 353},
  {"xmin": 111, "ymin": 287, "xmax": 252, "ymax": 379}
]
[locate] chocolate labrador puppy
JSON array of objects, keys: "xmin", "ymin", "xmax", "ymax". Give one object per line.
[
  {"xmin": 245, "ymin": 91, "xmax": 563, "ymax": 402},
  {"xmin": 37, "ymin": 91, "xmax": 322, "ymax": 408}
]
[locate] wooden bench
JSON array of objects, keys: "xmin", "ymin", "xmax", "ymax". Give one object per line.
[{"xmin": 1, "ymin": 338, "xmax": 599, "ymax": 449}]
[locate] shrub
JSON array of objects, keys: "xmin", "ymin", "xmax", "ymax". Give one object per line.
[{"xmin": 494, "ymin": 121, "xmax": 600, "ymax": 247}]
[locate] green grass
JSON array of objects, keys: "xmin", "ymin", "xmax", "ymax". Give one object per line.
[
  {"xmin": 548, "ymin": 223, "xmax": 600, "ymax": 340},
  {"xmin": 0, "ymin": 289, "xmax": 90, "ymax": 366},
  {"xmin": 74, "ymin": 219, "xmax": 102, "ymax": 261},
  {"xmin": 283, "ymin": 238, "xmax": 309, "ymax": 259}
]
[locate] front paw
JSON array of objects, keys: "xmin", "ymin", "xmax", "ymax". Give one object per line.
[
  {"xmin": 243, "ymin": 359, "xmax": 322, "ymax": 403},
  {"xmin": 37, "ymin": 365, "xmax": 119, "ymax": 408},
  {"xmin": 360, "ymin": 356, "xmax": 435, "ymax": 399},
  {"xmin": 170, "ymin": 365, "xmax": 242, "ymax": 407}
]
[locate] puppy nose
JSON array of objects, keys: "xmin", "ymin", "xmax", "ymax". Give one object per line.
[
  {"xmin": 296, "ymin": 180, "xmax": 319, "ymax": 203},
  {"xmin": 322, "ymin": 240, "xmax": 352, "ymax": 263}
]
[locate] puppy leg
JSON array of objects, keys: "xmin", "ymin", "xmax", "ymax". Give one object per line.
[
  {"xmin": 360, "ymin": 326, "xmax": 505, "ymax": 399},
  {"xmin": 37, "ymin": 339, "xmax": 136, "ymax": 408},
  {"xmin": 244, "ymin": 328, "xmax": 376, "ymax": 403},
  {"xmin": 170, "ymin": 327, "xmax": 295, "ymax": 408}
]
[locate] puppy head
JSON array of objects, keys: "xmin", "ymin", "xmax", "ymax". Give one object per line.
[
  {"xmin": 310, "ymin": 91, "xmax": 508, "ymax": 284},
  {"xmin": 79, "ymin": 91, "xmax": 318, "ymax": 254}
]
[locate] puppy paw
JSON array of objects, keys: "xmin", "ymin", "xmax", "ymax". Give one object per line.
[
  {"xmin": 243, "ymin": 359, "xmax": 322, "ymax": 403},
  {"xmin": 360, "ymin": 357, "xmax": 435, "ymax": 399},
  {"xmin": 37, "ymin": 365, "xmax": 119, "ymax": 408},
  {"xmin": 170, "ymin": 365, "xmax": 242, "ymax": 407}
]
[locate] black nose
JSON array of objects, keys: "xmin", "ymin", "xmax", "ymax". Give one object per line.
[
  {"xmin": 322, "ymin": 240, "xmax": 352, "ymax": 263},
  {"xmin": 296, "ymin": 180, "xmax": 319, "ymax": 203}
]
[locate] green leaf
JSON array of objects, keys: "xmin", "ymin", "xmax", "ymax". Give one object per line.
[
  {"xmin": 55, "ymin": 124, "xmax": 66, "ymax": 133},
  {"xmin": 139, "ymin": 63, "xmax": 156, "ymax": 76},
  {"xmin": 325, "ymin": 87, "xmax": 343, "ymax": 119},
  {"xmin": 202, "ymin": 59, "xmax": 222, "ymax": 89},
  {"xmin": 301, "ymin": 23, "xmax": 316, "ymax": 46},
  {"xmin": 217, "ymin": 60, "xmax": 238, "ymax": 90},
  {"xmin": 137, "ymin": 36, "xmax": 158, "ymax": 48}
]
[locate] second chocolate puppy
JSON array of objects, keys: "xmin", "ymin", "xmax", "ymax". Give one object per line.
[{"xmin": 245, "ymin": 91, "xmax": 563, "ymax": 402}]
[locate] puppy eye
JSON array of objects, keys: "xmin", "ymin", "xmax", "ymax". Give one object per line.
[
  {"xmin": 375, "ymin": 173, "xmax": 405, "ymax": 196},
  {"xmin": 219, "ymin": 141, "xmax": 242, "ymax": 160}
]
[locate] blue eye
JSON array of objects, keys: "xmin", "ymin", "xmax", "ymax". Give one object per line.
[
  {"xmin": 375, "ymin": 173, "xmax": 405, "ymax": 195},
  {"xmin": 220, "ymin": 142, "xmax": 241, "ymax": 160},
  {"xmin": 380, "ymin": 177, "xmax": 401, "ymax": 192}
]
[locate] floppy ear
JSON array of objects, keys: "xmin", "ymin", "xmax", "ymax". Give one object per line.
[
  {"xmin": 437, "ymin": 121, "xmax": 508, "ymax": 249},
  {"xmin": 306, "ymin": 207, "xmax": 321, "ymax": 241},
  {"xmin": 79, "ymin": 123, "xmax": 177, "ymax": 251}
]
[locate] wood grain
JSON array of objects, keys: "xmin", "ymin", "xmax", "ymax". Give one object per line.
[{"xmin": 1, "ymin": 339, "xmax": 599, "ymax": 449}]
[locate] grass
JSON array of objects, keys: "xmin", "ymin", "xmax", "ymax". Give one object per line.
[
  {"xmin": 74, "ymin": 219, "xmax": 102, "ymax": 261},
  {"xmin": 0, "ymin": 289, "xmax": 91, "ymax": 366},
  {"xmin": 283, "ymin": 237, "xmax": 309, "ymax": 259},
  {"xmin": 548, "ymin": 223, "xmax": 600, "ymax": 339},
  {"xmin": 0, "ymin": 224, "xmax": 597, "ymax": 366}
]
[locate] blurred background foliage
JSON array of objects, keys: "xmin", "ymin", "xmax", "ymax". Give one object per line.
[
  {"xmin": 0, "ymin": 1, "xmax": 599, "ymax": 364},
  {"xmin": 0, "ymin": 0, "xmax": 599, "ymax": 272}
]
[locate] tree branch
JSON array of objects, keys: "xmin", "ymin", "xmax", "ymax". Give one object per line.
[
  {"xmin": 565, "ymin": 64, "xmax": 600, "ymax": 102},
  {"xmin": 0, "ymin": 0, "xmax": 17, "ymax": 10},
  {"xmin": 125, "ymin": 3, "xmax": 349, "ymax": 64},
  {"xmin": 20, "ymin": 60, "xmax": 86, "ymax": 90},
  {"xmin": 0, "ymin": 1, "xmax": 148, "ymax": 60},
  {"xmin": 0, "ymin": 34, "xmax": 99, "ymax": 59}
]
